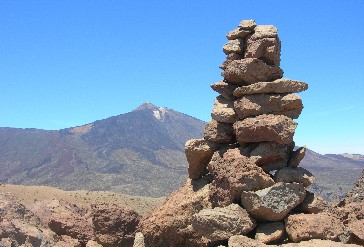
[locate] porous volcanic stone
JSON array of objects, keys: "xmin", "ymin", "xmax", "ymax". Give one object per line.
[
  {"xmin": 233, "ymin": 79, "xmax": 308, "ymax": 96},
  {"xmin": 222, "ymin": 58, "xmax": 283, "ymax": 85},
  {"xmin": 288, "ymin": 147, "xmax": 306, "ymax": 168},
  {"xmin": 238, "ymin": 19, "xmax": 257, "ymax": 29},
  {"xmin": 297, "ymin": 191, "xmax": 327, "ymax": 214},
  {"xmin": 185, "ymin": 139, "xmax": 220, "ymax": 179},
  {"xmin": 228, "ymin": 235, "xmax": 267, "ymax": 247},
  {"xmin": 191, "ymin": 204, "xmax": 256, "ymax": 241},
  {"xmin": 251, "ymin": 25, "xmax": 278, "ymax": 39},
  {"xmin": 220, "ymin": 53, "xmax": 244, "ymax": 70},
  {"xmin": 245, "ymin": 37, "xmax": 281, "ymax": 66},
  {"xmin": 255, "ymin": 222, "xmax": 285, "ymax": 244},
  {"xmin": 210, "ymin": 81, "xmax": 238, "ymax": 101},
  {"xmin": 241, "ymin": 182, "xmax": 306, "ymax": 221},
  {"xmin": 223, "ymin": 39, "xmax": 244, "ymax": 55},
  {"xmin": 285, "ymin": 213, "xmax": 344, "ymax": 242},
  {"xmin": 234, "ymin": 114, "xmax": 297, "ymax": 144},
  {"xmin": 274, "ymin": 167, "xmax": 314, "ymax": 187},
  {"xmin": 226, "ymin": 28, "xmax": 252, "ymax": 40},
  {"xmin": 234, "ymin": 93, "xmax": 303, "ymax": 119},
  {"xmin": 204, "ymin": 120, "xmax": 235, "ymax": 144},
  {"xmin": 212, "ymin": 95, "xmax": 238, "ymax": 123},
  {"xmin": 208, "ymin": 148, "xmax": 274, "ymax": 206}
]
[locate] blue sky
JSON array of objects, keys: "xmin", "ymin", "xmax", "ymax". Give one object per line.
[{"xmin": 0, "ymin": 1, "xmax": 363, "ymax": 154}]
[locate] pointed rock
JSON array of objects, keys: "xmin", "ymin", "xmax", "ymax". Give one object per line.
[{"xmin": 288, "ymin": 147, "xmax": 306, "ymax": 168}]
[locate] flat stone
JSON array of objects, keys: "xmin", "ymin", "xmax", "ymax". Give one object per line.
[
  {"xmin": 212, "ymin": 96, "xmax": 238, "ymax": 123},
  {"xmin": 274, "ymin": 167, "xmax": 315, "ymax": 187},
  {"xmin": 234, "ymin": 114, "xmax": 297, "ymax": 144},
  {"xmin": 229, "ymin": 235, "xmax": 268, "ymax": 247},
  {"xmin": 191, "ymin": 204, "xmax": 256, "ymax": 241},
  {"xmin": 241, "ymin": 182, "xmax": 306, "ymax": 221},
  {"xmin": 288, "ymin": 147, "xmax": 306, "ymax": 168},
  {"xmin": 210, "ymin": 81, "xmax": 238, "ymax": 101},
  {"xmin": 223, "ymin": 39, "xmax": 244, "ymax": 55},
  {"xmin": 238, "ymin": 19, "xmax": 257, "ymax": 30},
  {"xmin": 252, "ymin": 25, "xmax": 278, "ymax": 39},
  {"xmin": 234, "ymin": 93, "xmax": 303, "ymax": 119},
  {"xmin": 227, "ymin": 28, "xmax": 252, "ymax": 40},
  {"xmin": 255, "ymin": 222, "xmax": 285, "ymax": 244},
  {"xmin": 285, "ymin": 213, "xmax": 344, "ymax": 242},
  {"xmin": 222, "ymin": 58, "xmax": 283, "ymax": 85},
  {"xmin": 245, "ymin": 37, "xmax": 281, "ymax": 66},
  {"xmin": 233, "ymin": 79, "xmax": 308, "ymax": 96},
  {"xmin": 204, "ymin": 120, "xmax": 235, "ymax": 144},
  {"xmin": 185, "ymin": 139, "xmax": 220, "ymax": 179},
  {"xmin": 282, "ymin": 239, "xmax": 362, "ymax": 246}
]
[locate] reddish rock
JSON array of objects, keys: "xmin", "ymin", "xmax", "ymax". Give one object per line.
[
  {"xmin": 212, "ymin": 95, "xmax": 238, "ymax": 123},
  {"xmin": 255, "ymin": 222, "xmax": 285, "ymax": 244},
  {"xmin": 204, "ymin": 120, "xmax": 235, "ymax": 144},
  {"xmin": 274, "ymin": 167, "xmax": 315, "ymax": 187},
  {"xmin": 191, "ymin": 204, "xmax": 256, "ymax": 241},
  {"xmin": 285, "ymin": 213, "xmax": 344, "ymax": 242},
  {"xmin": 208, "ymin": 148, "xmax": 274, "ymax": 206},
  {"xmin": 234, "ymin": 93, "xmax": 303, "ymax": 119},
  {"xmin": 281, "ymin": 239, "xmax": 361, "ymax": 246},
  {"xmin": 347, "ymin": 219, "xmax": 364, "ymax": 245},
  {"xmin": 91, "ymin": 203, "xmax": 140, "ymax": 247},
  {"xmin": 138, "ymin": 177, "xmax": 212, "ymax": 247},
  {"xmin": 234, "ymin": 114, "xmax": 297, "ymax": 144},
  {"xmin": 241, "ymin": 183, "xmax": 306, "ymax": 221},
  {"xmin": 222, "ymin": 58, "xmax": 283, "ymax": 85},
  {"xmin": 210, "ymin": 81, "xmax": 238, "ymax": 101}
]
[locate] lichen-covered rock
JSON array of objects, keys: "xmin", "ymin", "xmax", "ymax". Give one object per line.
[
  {"xmin": 285, "ymin": 213, "xmax": 344, "ymax": 242},
  {"xmin": 139, "ymin": 177, "xmax": 212, "ymax": 247},
  {"xmin": 212, "ymin": 95, "xmax": 238, "ymax": 123},
  {"xmin": 288, "ymin": 147, "xmax": 306, "ymax": 168},
  {"xmin": 208, "ymin": 148, "xmax": 274, "ymax": 206},
  {"xmin": 204, "ymin": 120, "xmax": 235, "ymax": 144},
  {"xmin": 222, "ymin": 58, "xmax": 283, "ymax": 85},
  {"xmin": 233, "ymin": 79, "xmax": 308, "ymax": 96},
  {"xmin": 241, "ymin": 182, "xmax": 306, "ymax": 221},
  {"xmin": 255, "ymin": 222, "xmax": 285, "ymax": 244},
  {"xmin": 234, "ymin": 93, "xmax": 303, "ymax": 119},
  {"xmin": 185, "ymin": 139, "xmax": 220, "ymax": 179},
  {"xmin": 191, "ymin": 204, "xmax": 256, "ymax": 241},
  {"xmin": 274, "ymin": 167, "xmax": 315, "ymax": 187},
  {"xmin": 234, "ymin": 114, "xmax": 297, "ymax": 144},
  {"xmin": 223, "ymin": 39, "xmax": 244, "ymax": 55}
]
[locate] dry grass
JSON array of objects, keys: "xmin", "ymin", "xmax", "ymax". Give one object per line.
[{"xmin": 0, "ymin": 183, "xmax": 164, "ymax": 215}]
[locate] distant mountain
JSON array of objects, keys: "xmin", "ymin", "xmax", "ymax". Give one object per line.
[
  {"xmin": 0, "ymin": 102, "xmax": 205, "ymax": 197},
  {"xmin": 0, "ymin": 103, "xmax": 362, "ymax": 200}
]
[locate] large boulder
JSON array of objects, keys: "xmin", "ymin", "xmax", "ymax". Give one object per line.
[
  {"xmin": 138, "ymin": 177, "xmax": 212, "ymax": 247},
  {"xmin": 191, "ymin": 204, "xmax": 256, "ymax": 241},
  {"xmin": 234, "ymin": 93, "xmax": 303, "ymax": 119},
  {"xmin": 274, "ymin": 167, "xmax": 315, "ymax": 187},
  {"xmin": 285, "ymin": 213, "xmax": 344, "ymax": 242},
  {"xmin": 91, "ymin": 203, "xmax": 140, "ymax": 247},
  {"xmin": 204, "ymin": 120, "xmax": 235, "ymax": 144},
  {"xmin": 241, "ymin": 182, "xmax": 306, "ymax": 221},
  {"xmin": 233, "ymin": 78, "xmax": 308, "ymax": 96},
  {"xmin": 212, "ymin": 95, "xmax": 238, "ymax": 123},
  {"xmin": 208, "ymin": 148, "xmax": 274, "ymax": 206},
  {"xmin": 222, "ymin": 58, "xmax": 283, "ymax": 85},
  {"xmin": 234, "ymin": 114, "xmax": 297, "ymax": 144}
]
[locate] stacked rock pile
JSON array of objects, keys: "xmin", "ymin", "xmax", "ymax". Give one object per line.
[{"xmin": 138, "ymin": 20, "xmax": 358, "ymax": 247}]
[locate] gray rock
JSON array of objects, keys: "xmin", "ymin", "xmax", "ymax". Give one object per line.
[
  {"xmin": 245, "ymin": 37, "xmax": 281, "ymax": 66},
  {"xmin": 233, "ymin": 79, "xmax": 308, "ymax": 96},
  {"xmin": 241, "ymin": 182, "xmax": 306, "ymax": 221},
  {"xmin": 288, "ymin": 146, "xmax": 306, "ymax": 167},
  {"xmin": 210, "ymin": 81, "xmax": 238, "ymax": 101},
  {"xmin": 234, "ymin": 114, "xmax": 297, "ymax": 144},
  {"xmin": 133, "ymin": 232, "xmax": 145, "ymax": 247},
  {"xmin": 226, "ymin": 28, "xmax": 252, "ymax": 40},
  {"xmin": 234, "ymin": 93, "xmax": 303, "ymax": 119},
  {"xmin": 274, "ymin": 167, "xmax": 315, "ymax": 187},
  {"xmin": 222, "ymin": 58, "xmax": 283, "ymax": 85},
  {"xmin": 191, "ymin": 204, "xmax": 256, "ymax": 241},
  {"xmin": 185, "ymin": 139, "xmax": 220, "ymax": 179},
  {"xmin": 238, "ymin": 19, "xmax": 257, "ymax": 30},
  {"xmin": 223, "ymin": 39, "xmax": 244, "ymax": 55},
  {"xmin": 255, "ymin": 222, "xmax": 285, "ymax": 244},
  {"xmin": 212, "ymin": 96, "xmax": 238, "ymax": 123},
  {"xmin": 204, "ymin": 120, "xmax": 235, "ymax": 144}
]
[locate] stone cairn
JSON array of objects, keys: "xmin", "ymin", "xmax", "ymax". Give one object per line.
[{"xmin": 138, "ymin": 20, "xmax": 350, "ymax": 247}]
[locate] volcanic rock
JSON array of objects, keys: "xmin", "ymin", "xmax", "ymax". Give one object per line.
[
  {"xmin": 185, "ymin": 139, "xmax": 220, "ymax": 179},
  {"xmin": 86, "ymin": 240, "xmax": 103, "ymax": 247},
  {"xmin": 210, "ymin": 81, "xmax": 238, "ymax": 100},
  {"xmin": 297, "ymin": 191, "xmax": 327, "ymax": 214},
  {"xmin": 241, "ymin": 182, "xmax": 306, "ymax": 221},
  {"xmin": 285, "ymin": 213, "xmax": 344, "ymax": 242},
  {"xmin": 220, "ymin": 53, "xmax": 244, "ymax": 70},
  {"xmin": 223, "ymin": 39, "xmax": 245, "ymax": 55},
  {"xmin": 255, "ymin": 222, "xmax": 285, "ymax": 244},
  {"xmin": 347, "ymin": 219, "xmax": 364, "ymax": 245},
  {"xmin": 212, "ymin": 95, "xmax": 238, "ymax": 123},
  {"xmin": 251, "ymin": 25, "xmax": 278, "ymax": 39},
  {"xmin": 245, "ymin": 37, "xmax": 281, "ymax": 66},
  {"xmin": 133, "ymin": 232, "xmax": 145, "ymax": 247},
  {"xmin": 222, "ymin": 58, "xmax": 283, "ymax": 85},
  {"xmin": 288, "ymin": 147, "xmax": 306, "ymax": 168},
  {"xmin": 226, "ymin": 28, "xmax": 252, "ymax": 40},
  {"xmin": 234, "ymin": 114, "xmax": 297, "ymax": 144},
  {"xmin": 191, "ymin": 204, "xmax": 256, "ymax": 241},
  {"xmin": 282, "ymin": 239, "xmax": 361, "ymax": 246},
  {"xmin": 229, "ymin": 235, "xmax": 267, "ymax": 247},
  {"xmin": 274, "ymin": 167, "xmax": 315, "ymax": 187},
  {"xmin": 208, "ymin": 148, "xmax": 274, "ymax": 206},
  {"xmin": 238, "ymin": 19, "xmax": 257, "ymax": 29},
  {"xmin": 91, "ymin": 203, "xmax": 140, "ymax": 247},
  {"xmin": 234, "ymin": 93, "xmax": 303, "ymax": 119},
  {"xmin": 233, "ymin": 78, "xmax": 308, "ymax": 96},
  {"xmin": 204, "ymin": 120, "xmax": 235, "ymax": 144}
]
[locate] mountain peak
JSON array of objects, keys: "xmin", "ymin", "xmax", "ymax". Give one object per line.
[{"xmin": 134, "ymin": 102, "xmax": 159, "ymax": 111}]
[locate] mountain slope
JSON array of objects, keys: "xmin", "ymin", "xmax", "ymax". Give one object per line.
[{"xmin": 0, "ymin": 103, "xmax": 205, "ymax": 197}]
